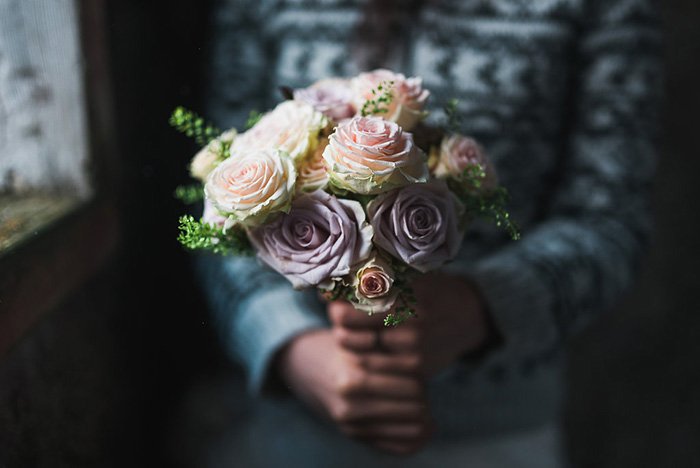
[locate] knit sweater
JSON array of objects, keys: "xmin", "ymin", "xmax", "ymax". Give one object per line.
[{"xmin": 194, "ymin": 0, "xmax": 663, "ymax": 459}]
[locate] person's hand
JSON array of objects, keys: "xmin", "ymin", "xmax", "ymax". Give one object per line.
[
  {"xmin": 275, "ymin": 329, "xmax": 434, "ymax": 456},
  {"xmin": 331, "ymin": 273, "xmax": 493, "ymax": 380}
]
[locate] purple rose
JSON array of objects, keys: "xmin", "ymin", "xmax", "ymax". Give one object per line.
[
  {"xmin": 293, "ymin": 78, "xmax": 356, "ymax": 122},
  {"xmin": 249, "ymin": 190, "xmax": 374, "ymax": 289},
  {"xmin": 367, "ymin": 179, "xmax": 464, "ymax": 273}
]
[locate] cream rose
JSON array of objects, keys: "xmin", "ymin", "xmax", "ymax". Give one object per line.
[
  {"xmin": 431, "ymin": 134, "xmax": 498, "ymax": 194},
  {"xmin": 351, "ymin": 254, "xmax": 399, "ymax": 314},
  {"xmin": 232, "ymin": 100, "xmax": 329, "ymax": 163},
  {"xmin": 352, "ymin": 69, "xmax": 430, "ymax": 131},
  {"xmin": 322, "ymin": 115, "xmax": 429, "ymax": 194},
  {"xmin": 189, "ymin": 129, "xmax": 237, "ymax": 181},
  {"xmin": 204, "ymin": 147, "xmax": 297, "ymax": 227}
]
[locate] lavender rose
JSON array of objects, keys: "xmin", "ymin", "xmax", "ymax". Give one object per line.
[
  {"xmin": 367, "ymin": 179, "xmax": 464, "ymax": 273},
  {"xmin": 249, "ymin": 190, "xmax": 374, "ymax": 289},
  {"xmin": 202, "ymin": 198, "xmax": 227, "ymax": 229},
  {"xmin": 294, "ymin": 78, "xmax": 356, "ymax": 122}
]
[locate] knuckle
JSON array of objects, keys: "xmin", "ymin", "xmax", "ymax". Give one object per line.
[
  {"xmin": 339, "ymin": 423, "xmax": 359, "ymax": 437},
  {"xmin": 355, "ymin": 353, "xmax": 370, "ymax": 369},
  {"xmin": 404, "ymin": 353, "xmax": 422, "ymax": 371},
  {"xmin": 333, "ymin": 327, "xmax": 351, "ymax": 346},
  {"xmin": 405, "ymin": 424, "xmax": 424, "ymax": 438},
  {"xmin": 328, "ymin": 301, "xmax": 353, "ymax": 323},
  {"xmin": 335, "ymin": 369, "xmax": 363, "ymax": 396},
  {"xmin": 330, "ymin": 400, "xmax": 353, "ymax": 423}
]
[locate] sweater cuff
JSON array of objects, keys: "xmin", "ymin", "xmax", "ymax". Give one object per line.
[
  {"xmin": 231, "ymin": 287, "xmax": 327, "ymax": 395},
  {"xmin": 443, "ymin": 248, "xmax": 560, "ymax": 364}
]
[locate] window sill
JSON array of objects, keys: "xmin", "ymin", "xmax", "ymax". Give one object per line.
[
  {"xmin": 0, "ymin": 193, "xmax": 84, "ymax": 257},
  {"xmin": 0, "ymin": 199, "xmax": 119, "ymax": 358}
]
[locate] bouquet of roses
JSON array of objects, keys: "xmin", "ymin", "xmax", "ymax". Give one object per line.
[{"xmin": 173, "ymin": 69, "xmax": 519, "ymax": 326}]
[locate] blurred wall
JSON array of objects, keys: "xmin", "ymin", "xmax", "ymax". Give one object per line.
[{"xmin": 564, "ymin": 1, "xmax": 700, "ymax": 466}]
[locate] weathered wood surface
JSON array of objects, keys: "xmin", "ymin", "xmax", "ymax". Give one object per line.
[{"xmin": 0, "ymin": 0, "xmax": 90, "ymax": 197}]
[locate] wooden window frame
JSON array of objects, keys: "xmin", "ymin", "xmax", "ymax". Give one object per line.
[{"xmin": 0, "ymin": 0, "xmax": 119, "ymax": 359}]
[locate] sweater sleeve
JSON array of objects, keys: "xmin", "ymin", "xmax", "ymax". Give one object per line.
[
  {"xmin": 197, "ymin": 2, "xmax": 332, "ymax": 396},
  {"xmin": 447, "ymin": 0, "xmax": 664, "ymax": 366},
  {"xmin": 193, "ymin": 254, "xmax": 328, "ymax": 394}
]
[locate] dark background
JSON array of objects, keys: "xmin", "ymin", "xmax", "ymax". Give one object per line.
[{"xmin": 1, "ymin": 1, "xmax": 699, "ymax": 467}]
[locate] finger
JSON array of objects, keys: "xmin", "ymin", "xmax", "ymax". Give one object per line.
[
  {"xmin": 338, "ymin": 369, "xmax": 424, "ymax": 399},
  {"xmin": 355, "ymin": 352, "xmax": 422, "ymax": 376},
  {"xmin": 372, "ymin": 327, "xmax": 420, "ymax": 353},
  {"xmin": 340, "ymin": 421, "xmax": 428, "ymax": 440},
  {"xmin": 334, "ymin": 326, "xmax": 421, "ymax": 354},
  {"xmin": 333, "ymin": 327, "xmax": 376, "ymax": 352},
  {"xmin": 328, "ymin": 301, "xmax": 385, "ymax": 329},
  {"xmin": 335, "ymin": 398, "xmax": 427, "ymax": 423},
  {"xmin": 362, "ymin": 373, "xmax": 424, "ymax": 399}
]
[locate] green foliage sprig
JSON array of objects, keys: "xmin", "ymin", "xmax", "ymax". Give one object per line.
[
  {"xmin": 361, "ymin": 81, "xmax": 395, "ymax": 117},
  {"xmin": 245, "ymin": 110, "xmax": 263, "ymax": 130},
  {"xmin": 169, "ymin": 107, "xmax": 220, "ymax": 146},
  {"xmin": 177, "ymin": 215, "xmax": 254, "ymax": 256},
  {"xmin": 384, "ymin": 285, "xmax": 418, "ymax": 327},
  {"xmin": 443, "ymin": 98, "xmax": 462, "ymax": 134},
  {"xmin": 173, "ymin": 184, "xmax": 204, "ymax": 205},
  {"xmin": 320, "ymin": 281, "xmax": 355, "ymax": 303},
  {"xmin": 449, "ymin": 165, "xmax": 521, "ymax": 240}
]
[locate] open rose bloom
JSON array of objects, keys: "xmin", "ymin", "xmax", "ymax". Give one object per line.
[{"xmin": 176, "ymin": 69, "xmax": 517, "ymax": 325}]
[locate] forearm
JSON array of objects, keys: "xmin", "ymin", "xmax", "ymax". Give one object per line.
[{"xmin": 192, "ymin": 253, "xmax": 328, "ymax": 394}]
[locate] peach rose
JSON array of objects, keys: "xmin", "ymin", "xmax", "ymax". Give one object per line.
[
  {"xmin": 322, "ymin": 115, "xmax": 429, "ymax": 194},
  {"xmin": 204, "ymin": 147, "xmax": 297, "ymax": 227},
  {"xmin": 352, "ymin": 69, "xmax": 430, "ymax": 131},
  {"xmin": 431, "ymin": 134, "xmax": 498, "ymax": 194},
  {"xmin": 232, "ymin": 100, "xmax": 329, "ymax": 163},
  {"xmin": 295, "ymin": 142, "xmax": 330, "ymax": 193},
  {"xmin": 351, "ymin": 254, "xmax": 399, "ymax": 314},
  {"xmin": 189, "ymin": 129, "xmax": 237, "ymax": 181}
]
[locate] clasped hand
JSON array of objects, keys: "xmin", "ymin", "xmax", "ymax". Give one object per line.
[{"xmin": 276, "ymin": 274, "xmax": 490, "ymax": 456}]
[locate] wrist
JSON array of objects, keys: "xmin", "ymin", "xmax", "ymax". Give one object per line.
[
  {"xmin": 458, "ymin": 276, "xmax": 503, "ymax": 362},
  {"xmin": 274, "ymin": 329, "xmax": 328, "ymax": 390}
]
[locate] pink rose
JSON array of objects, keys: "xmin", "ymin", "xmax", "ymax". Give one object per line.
[
  {"xmin": 294, "ymin": 78, "xmax": 356, "ymax": 122},
  {"xmin": 432, "ymin": 134, "xmax": 498, "ymax": 194},
  {"xmin": 352, "ymin": 69, "xmax": 430, "ymax": 130},
  {"xmin": 351, "ymin": 254, "xmax": 399, "ymax": 314},
  {"xmin": 249, "ymin": 190, "xmax": 374, "ymax": 289},
  {"xmin": 367, "ymin": 179, "xmax": 464, "ymax": 273},
  {"xmin": 322, "ymin": 115, "xmax": 429, "ymax": 194}
]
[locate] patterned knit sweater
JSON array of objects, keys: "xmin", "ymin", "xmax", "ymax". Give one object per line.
[{"xmin": 195, "ymin": 0, "xmax": 664, "ymax": 452}]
